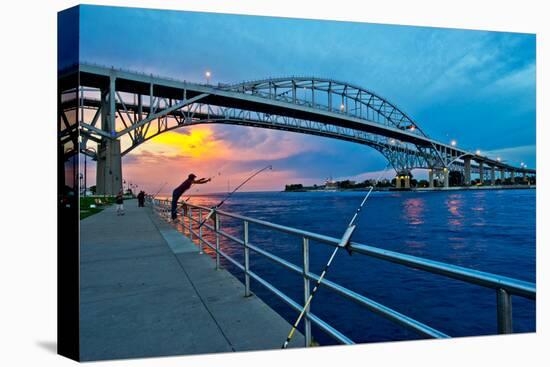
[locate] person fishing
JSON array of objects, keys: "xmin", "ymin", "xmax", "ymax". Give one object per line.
[
  {"xmin": 137, "ymin": 190, "xmax": 145, "ymax": 207},
  {"xmin": 171, "ymin": 174, "xmax": 211, "ymax": 221}
]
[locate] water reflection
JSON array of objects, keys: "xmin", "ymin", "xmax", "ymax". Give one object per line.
[
  {"xmin": 446, "ymin": 194, "xmax": 464, "ymax": 228},
  {"xmin": 402, "ymin": 198, "xmax": 425, "ymax": 225}
]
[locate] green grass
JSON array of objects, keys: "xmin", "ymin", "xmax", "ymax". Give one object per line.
[
  {"xmin": 80, "ymin": 196, "xmax": 115, "ymax": 220},
  {"xmin": 80, "ymin": 207, "xmax": 104, "ymax": 220}
]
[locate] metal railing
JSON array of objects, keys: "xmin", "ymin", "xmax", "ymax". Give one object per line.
[{"xmin": 150, "ymin": 198, "xmax": 535, "ymax": 346}]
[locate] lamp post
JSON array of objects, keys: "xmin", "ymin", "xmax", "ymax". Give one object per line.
[{"xmin": 205, "ymin": 70, "xmax": 211, "ymax": 85}]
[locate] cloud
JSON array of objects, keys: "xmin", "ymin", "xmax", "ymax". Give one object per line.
[{"xmin": 483, "ymin": 144, "xmax": 536, "ymax": 167}]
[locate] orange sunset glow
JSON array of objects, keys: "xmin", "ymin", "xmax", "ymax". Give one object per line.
[{"xmin": 115, "ymin": 125, "xmax": 321, "ymax": 195}]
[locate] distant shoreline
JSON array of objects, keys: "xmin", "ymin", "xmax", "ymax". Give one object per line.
[{"xmin": 283, "ymin": 185, "xmax": 536, "ymax": 193}]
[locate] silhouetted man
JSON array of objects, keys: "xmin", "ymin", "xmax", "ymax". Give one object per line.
[
  {"xmin": 137, "ymin": 190, "xmax": 145, "ymax": 207},
  {"xmin": 171, "ymin": 173, "xmax": 211, "ymax": 221}
]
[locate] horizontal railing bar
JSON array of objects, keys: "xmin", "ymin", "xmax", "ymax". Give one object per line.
[
  {"xmin": 188, "ymin": 221, "xmax": 352, "ymax": 345},
  {"xmin": 306, "ymin": 272, "xmax": 450, "ymax": 339},
  {"xmin": 188, "ymin": 213, "xmax": 244, "ymax": 246},
  {"xmin": 192, "ymin": 219, "xmax": 447, "ymax": 338},
  {"xmin": 196, "ymin": 235, "xmax": 245, "ymax": 272},
  {"xmin": 347, "ymin": 243, "xmax": 536, "ymax": 300},
  {"xmin": 183, "ymin": 202, "xmax": 338, "ymax": 245},
  {"xmin": 246, "ymin": 242, "xmax": 448, "ymax": 338},
  {"xmin": 218, "ymin": 229, "xmax": 245, "ymax": 246},
  {"xmin": 247, "ymin": 269, "xmax": 354, "ymax": 345},
  {"xmin": 178, "ymin": 201, "xmax": 535, "ymax": 299}
]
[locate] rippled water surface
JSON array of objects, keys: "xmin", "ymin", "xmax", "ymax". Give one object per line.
[{"xmin": 169, "ymin": 189, "xmax": 536, "ymax": 345}]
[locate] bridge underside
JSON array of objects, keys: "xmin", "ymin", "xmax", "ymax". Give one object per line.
[{"xmin": 58, "ymin": 65, "xmax": 535, "ymax": 194}]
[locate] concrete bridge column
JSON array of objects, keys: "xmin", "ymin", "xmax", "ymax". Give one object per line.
[
  {"xmin": 428, "ymin": 169, "xmax": 434, "ymax": 188},
  {"xmin": 403, "ymin": 174, "xmax": 410, "ymax": 189},
  {"xmin": 96, "ymin": 139, "xmax": 123, "ymax": 195},
  {"xmin": 464, "ymin": 158, "xmax": 471, "ymax": 186},
  {"xmin": 395, "ymin": 171, "xmax": 411, "ymax": 189},
  {"xmin": 510, "ymin": 170, "xmax": 515, "ymax": 184},
  {"xmin": 490, "ymin": 166, "xmax": 496, "ymax": 185},
  {"xmin": 443, "ymin": 168, "xmax": 449, "ymax": 188},
  {"xmin": 500, "ymin": 168, "xmax": 505, "ymax": 181},
  {"xmin": 96, "ymin": 75, "xmax": 123, "ymax": 196},
  {"xmin": 478, "ymin": 161, "xmax": 485, "ymax": 185},
  {"xmin": 395, "ymin": 174, "xmax": 402, "ymax": 189},
  {"xmin": 523, "ymin": 171, "xmax": 527, "ymax": 183}
]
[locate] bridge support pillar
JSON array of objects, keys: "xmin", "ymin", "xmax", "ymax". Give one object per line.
[
  {"xmin": 464, "ymin": 158, "xmax": 471, "ymax": 186},
  {"xmin": 500, "ymin": 168, "xmax": 505, "ymax": 181},
  {"xmin": 428, "ymin": 169, "xmax": 434, "ymax": 188},
  {"xmin": 490, "ymin": 166, "xmax": 496, "ymax": 185},
  {"xmin": 96, "ymin": 139, "xmax": 123, "ymax": 195},
  {"xmin": 443, "ymin": 168, "xmax": 449, "ymax": 188},
  {"xmin": 510, "ymin": 170, "xmax": 515, "ymax": 184},
  {"xmin": 403, "ymin": 175, "xmax": 410, "ymax": 189},
  {"xmin": 523, "ymin": 171, "xmax": 527, "ymax": 183},
  {"xmin": 395, "ymin": 171, "xmax": 410, "ymax": 189},
  {"xmin": 478, "ymin": 162, "xmax": 485, "ymax": 185}
]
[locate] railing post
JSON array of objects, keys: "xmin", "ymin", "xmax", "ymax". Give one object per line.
[
  {"xmin": 188, "ymin": 206, "xmax": 193, "ymax": 242},
  {"xmin": 496, "ymin": 288, "xmax": 513, "ymax": 334},
  {"xmin": 198, "ymin": 208, "xmax": 203, "ymax": 254},
  {"xmin": 244, "ymin": 220, "xmax": 251, "ymax": 297},
  {"xmin": 215, "ymin": 211, "xmax": 220, "ymax": 270},
  {"xmin": 303, "ymin": 236, "xmax": 312, "ymax": 347}
]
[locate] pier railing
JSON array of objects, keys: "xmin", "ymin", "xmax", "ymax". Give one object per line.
[{"xmin": 151, "ymin": 198, "xmax": 535, "ymax": 346}]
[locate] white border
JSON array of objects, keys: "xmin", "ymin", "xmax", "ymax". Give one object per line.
[{"xmin": 0, "ymin": 1, "xmax": 547, "ymax": 366}]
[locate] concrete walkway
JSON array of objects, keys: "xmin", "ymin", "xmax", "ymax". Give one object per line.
[{"xmin": 79, "ymin": 200, "xmax": 303, "ymax": 361}]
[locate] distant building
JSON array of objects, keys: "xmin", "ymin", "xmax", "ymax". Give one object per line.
[{"xmin": 325, "ymin": 178, "xmax": 338, "ymax": 189}]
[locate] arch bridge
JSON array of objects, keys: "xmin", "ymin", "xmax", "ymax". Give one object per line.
[{"xmin": 59, "ymin": 63, "xmax": 535, "ymax": 194}]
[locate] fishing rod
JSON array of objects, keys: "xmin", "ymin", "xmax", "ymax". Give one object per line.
[
  {"xmin": 197, "ymin": 165, "xmax": 273, "ymax": 229},
  {"xmin": 282, "ymin": 164, "xmax": 391, "ymax": 349},
  {"xmin": 207, "ymin": 171, "xmax": 222, "ymax": 181},
  {"xmin": 151, "ymin": 182, "xmax": 167, "ymax": 199}
]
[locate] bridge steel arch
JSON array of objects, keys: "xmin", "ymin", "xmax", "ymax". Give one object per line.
[{"xmin": 61, "ymin": 63, "xmax": 535, "ymax": 194}]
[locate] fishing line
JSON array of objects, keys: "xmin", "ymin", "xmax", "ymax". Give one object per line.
[
  {"xmin": 281, "ymin": 163, "xmax": 391, "ymax": 349},
  {"xmin": 197, "ymin": 165, "xmax": 273, "ymax": 229},
  {"xmin": 151, "ymin": 182, "xmax": 167, "ymax": 199}
]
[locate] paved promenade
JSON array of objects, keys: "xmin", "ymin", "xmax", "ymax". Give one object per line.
[{"xmin": 80, "ymin": 200, "xmax": 303, "ymax": 361}]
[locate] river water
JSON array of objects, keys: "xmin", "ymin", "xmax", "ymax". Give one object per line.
[{"xmin": 173, "ymin": 189, "xmax": 536, "ymax": 345}]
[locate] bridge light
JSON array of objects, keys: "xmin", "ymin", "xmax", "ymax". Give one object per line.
[
  {"xmin": 476, "ymin": 149, "xmax": 481, "ymax": 155},
  {"xmin": 205, "ymin": 70, "xmax": 212, "ymax": 84},
  {"xmin": 451, "ymin": 140, "xmax": 457, "ymax": 147},
  {"xmin": 497, "ymin": 157, "xmax": 501, "ymax": 162},
  {"xmin": 409, "ymin": 126, "xmax": 416, "ymax": 131},
  {"xmin": 340, "ymin": 103, "xmax": 345, "ymax": 112}
]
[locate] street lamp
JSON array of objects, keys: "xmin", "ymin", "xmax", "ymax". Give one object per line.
[
  {"xmin": 205, "ymin": 70, "xmax": 211, "ymax": 84},
  {"xmin": 451, "ymin": 140, "xmax": 457, "ymax": 147},
  {"xmin": 476, "ymin": 149, "xmax": 481, "ymax": 155},
  {"xmin": 497, "ymin": 157, "xmax": 501, "ymax": 162}
]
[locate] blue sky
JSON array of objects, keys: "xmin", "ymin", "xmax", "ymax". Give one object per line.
[{"xmin": 77, "ymin": 5, "xmax": 535, "ymax": 189}]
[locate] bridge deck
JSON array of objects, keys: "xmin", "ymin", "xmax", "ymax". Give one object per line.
[{"xmin": 79, "ymin": 200, "xmax": 303, "ymax": 361}]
